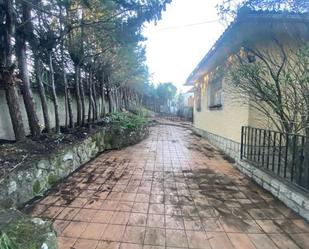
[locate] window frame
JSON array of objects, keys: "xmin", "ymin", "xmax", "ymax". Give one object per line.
[{"xmin": 208, "ymin": 76, "xmax": 223, "ymax": 110}]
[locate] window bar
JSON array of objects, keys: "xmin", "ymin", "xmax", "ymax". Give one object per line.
[
  {"xmin": 277, "ymin": 133, "xmax": 283, "ymax": 176},
  {"xmin": 258, "ymin": 129, "xmax": 262, "ymax": 164},
  {"xmin": 284, "ymin": 135, "xmax": 289, "ymax": 178},
  {"xmin": 266, "ymin": 130, "xmax": 271, "ymax": 170},
  {"xmin": 262, "ymin": 129, "xmax": 267, "ymax": 168},
  {"xmin": 298, "ymin": 136, "xmax": 305, "ymax": 185},
  {"xmin": 272, "ymin": 132, "xmax": 277, "ymax": 172},
  {"xmin": 291, "ymin": 135, "xmax": 297, "ymax": 182}
]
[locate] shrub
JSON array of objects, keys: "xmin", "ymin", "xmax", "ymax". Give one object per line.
[{"xmin": 103, "ymin": 112, "xmax": 148, "ymax": 130}]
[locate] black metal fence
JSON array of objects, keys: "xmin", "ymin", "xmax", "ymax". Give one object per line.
[
  {"xmin": 158, "ymin": 113, "xmax": 193, "ymax": 123},
  {"xmin": 240, "ymin": 126, "xmax": 309, "ymax": 191}
]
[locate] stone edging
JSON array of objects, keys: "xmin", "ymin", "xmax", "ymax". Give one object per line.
[{"xmin": 0, "ymin": 125, "xmax": 149, "ymax": 208}]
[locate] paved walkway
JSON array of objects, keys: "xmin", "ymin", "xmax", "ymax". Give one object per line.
[{"xmin": 27, "ymin": 125, "xmax": 309, "ymax": 249}]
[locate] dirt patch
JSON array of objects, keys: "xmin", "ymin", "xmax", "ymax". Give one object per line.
[
  {"xmin": 192, "ymin": 132, "xmax": 202, "ymax": 138},
  {"xmin": 0, "ymin": 120, "xmax": 144, "ymax": 180},
  {"xmin": 219, "ymin": 152, "xmax": 236, "ymax": 164},
  {"xmin": 186, "ymin": 142, "xmax": 218, "ymax": 159},
  {"xmin": 0, "ymin": 126, "xmax": 102, "ymax": 179}
]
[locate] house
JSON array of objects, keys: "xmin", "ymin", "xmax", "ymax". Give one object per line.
[
  {"xmin": 185, "ymin": 9, "xmax": 309, "ymax": 145},
  {"xmin": 184, "ymin": 9, "xmax": 309, "ymax": 221}
]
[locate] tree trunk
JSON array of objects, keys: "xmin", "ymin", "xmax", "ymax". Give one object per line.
[
  {"xmin": 124, "ymin": 88, "xmax": 128, "ymax": 110},
  {"xmin": 60, "ymin": 44, "xmax": 73, "ymax": 129},
  {"xmin": 107, "ymin": 87, "xmax": 113, "ymax": 113},
  {"xmin": 67, "ymin": 87, "xmax": 74, "ymax": 128},
  {"xmin": 63, "ymin": 67, "xmax": 68, "ymax": 128},
  {"xmin": 16, "ymin": 23, "xmax": 41, "ymax": 140},
  {"xmin": 61, "ymin": 50, "xmax": 74, "ymax": 129},
  {"xmin": 59, "ymin": 5, "xmax": 73, "ymax": 129},
  {"xmin": 4, "ymin": 83, "xmax": 27, "ymax": 140},
  {"xmin": 114, "ymin": 89, "xmax": 119, "ymax": 111},
  {"xmin": 34, "ymin": 57, "xmax": 51, "ymax": 133},
  {"xmin": 49, "ymin": 52, "xmax": 60, "ymax": 133},
  {"xmin": 100, "ymin": 80, "xmax": 105, "ymax": 117},
  {"xmin": 92, "ymin": 78, "xmax": 98, "ymax": 121},
  {"xmin": 19, "ymin": 0, "xmax": 50, "ymax": 134},
  {"xmin": 87, "ymin": 73, "xmax": 92, "ymax": 124},
  {"xmin": 75, "ymin": 65, "xmax": 82, "ymax": 126},
  {"xmin": 1, "ymin": 0, "xmax": 26, "ymax": 141},
  {"xmin": 80, "ymin": 72, "xmax": 86, "ymax": 126}
]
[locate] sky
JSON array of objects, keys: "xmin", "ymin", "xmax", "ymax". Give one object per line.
[{"xmin": 142, "ymin": 0, "xmax": 226, "ymax": 92}]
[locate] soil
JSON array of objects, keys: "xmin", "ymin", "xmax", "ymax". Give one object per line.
[{"xmin": 0, "ymin": 124, "xmax": 106, "ymax": 179}]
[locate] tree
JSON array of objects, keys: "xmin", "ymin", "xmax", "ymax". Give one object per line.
[
  {"xmin": 156, "ymin": 82, "xmax": 177, "ymax": 112},
  {"xmin": 0, "ymin": 0, "xmax": 26, "ymax": 141},
  {"xmin": 217, "ymin": 0, "xmax": 309, "ymax": 22},
  {"xmin": 0, "ymin": 0, "xmax": 172, "ymax": 141},
  {"xmin": 16, "ymin": 0, "xmax": 42, "ymax": 139},
  {"xmin": 228, "ymin": 44, "xmax": 309, "ymax": 134},
  {"xmin": 227, "ymin": 43, "xmax": 309, "ymax": 187}
]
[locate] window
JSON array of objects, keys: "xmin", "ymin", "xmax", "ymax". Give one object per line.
[
  {"xmin": 208, "ymin": 77, "xmax": 223, "ymax": 109},
  {"xmin": 195, "ymin": 85, "xmax": 201, "ymax": 112}
]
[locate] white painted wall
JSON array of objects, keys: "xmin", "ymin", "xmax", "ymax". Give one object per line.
[{"xmin": 0, "ymin": 90, "xmax": 107, "ymax": 140}]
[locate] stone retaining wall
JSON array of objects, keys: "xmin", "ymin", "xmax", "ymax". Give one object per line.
[
  {"xmin": 192, "ymin": 127, "xmax": 309, "ymax": 221},
  {"xmin": 0, "ymin": 125, "xmax": 149, "ymax": 208}
]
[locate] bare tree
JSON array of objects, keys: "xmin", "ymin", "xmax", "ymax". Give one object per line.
[{"xmin": 227, "ymin": 40, "xmax": 309, "ymax": 136}]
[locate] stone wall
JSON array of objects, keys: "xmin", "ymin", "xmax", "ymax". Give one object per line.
[
  {"xmin": 192, "ymin": 127, "xmax": 309, "ymax": 221},
  {"xmin": 0, "ymin": 125, "xmax": 149, "ymax": 208}
]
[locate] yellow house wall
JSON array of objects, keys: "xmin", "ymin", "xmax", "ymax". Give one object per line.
[
  {"xmin": 248, "ymin": 102, "xmax": 280, "ymax": 130},
  {"xmin": 193, "ymin": 79, "xmax": 250, "ymax": 143},
  {"xmin": 192, "ymin": 26, "xmax": 308, "ymax": 141}
]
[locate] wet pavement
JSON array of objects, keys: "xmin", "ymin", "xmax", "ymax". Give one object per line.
[{"xmin": 27, "ymin": 125, "xmax": 309, "ymax": 249}]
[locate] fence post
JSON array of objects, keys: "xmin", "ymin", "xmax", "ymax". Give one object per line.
[
  {"xmin": 298, "ymin": 136, "xmax": 305, "ymax": 185},
  {"xmin": 284, "ymin": 135, "xmax": 289, "ymax": 178},
  {"xmin": 240, "ymin": 126, "xmax": 244, "ymax": 160}
]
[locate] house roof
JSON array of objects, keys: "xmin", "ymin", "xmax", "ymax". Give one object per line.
[{"xmin": 184, "ymin": 9, "xmax": 309, "ymax": 86}]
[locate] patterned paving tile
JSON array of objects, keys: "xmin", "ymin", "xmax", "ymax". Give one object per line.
[{"xmin": 28, "ymin": 125, "xmax": 309, "ymax": 249}]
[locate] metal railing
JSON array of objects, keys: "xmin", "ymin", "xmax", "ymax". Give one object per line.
[
  {"xmin": 241, "ymin": 126, "xmax": 309, "ymax": 191},
  {"xmin": 157, "ymin": 113, "xmax": 192, "ymax": 123}
]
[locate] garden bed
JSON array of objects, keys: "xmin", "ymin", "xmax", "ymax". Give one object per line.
[{"xmin": 0, "ymin": 113, "xmax": 149, "ymax": 208}]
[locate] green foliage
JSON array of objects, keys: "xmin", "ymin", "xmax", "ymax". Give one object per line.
[
  {"xmin": 104, "ymin": 112, "xmax": 148, "ymax": 129},
  {"xmin": 48, "ymin": 174, "xmax": 58, "ymax": 186},
  {"xmin": 217, "ymin": 0, "xmax": 308, "ymax": 22},
  {"xmin": 141, "ymin": 82, "xmax": 178, "ymax": 113},
  {"xmin": 156, "ymin": 82, "xmax": 177, "ymax": 103},
  {"xmin": 4, "ymin": 219, "xmax": 54, "ymax": 249},
  {"xmin": 0, "ymin": 233, "xmax": 18, "ymax": 249},
  {"xmin": 32, "ymin": 180, "xmax": 42, "ymax": 195},
  {"xmin": 129, "ymin": 105, "xmax": 155, "ymax": 118}
]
